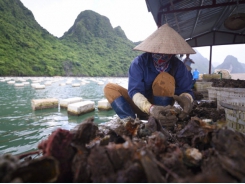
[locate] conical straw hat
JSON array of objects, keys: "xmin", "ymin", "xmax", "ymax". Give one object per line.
[{"xmin": 133, "ymin": 24, "xmax": 196, "ymax": 54}]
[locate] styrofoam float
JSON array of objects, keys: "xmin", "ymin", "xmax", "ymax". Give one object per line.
[
  {"xmin": 98, "ymin": 99, "xmax": 112, "ymax": 110},
  {"xmin": 32, "ymin": 98, "xmax": 59, "ymax": 110},
  {"xmin": 60, "ymin": 97, "xmax": 83, "ymax": 108},
  {"xmin": 67, "ymin": 100, "xmax": 95, "ymax": 115}
]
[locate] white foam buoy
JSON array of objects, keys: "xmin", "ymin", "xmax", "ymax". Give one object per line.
[
  {"xmin": 44, "ymin": 81, "xmax": 52, "ymax": 86},
  {"xmin": 98, "ymin": 99, "xmax": 112, "ymax": 110},
  {"xmin": 72, "ymin": 83, "xmax": 80, "ymax": 87},
  {"xmin": 34, "ymin": 84, "xmax": 46, "ymax": 89},
  {"xmin": 23, "ymin": 82, "xmax": 30, "ymax": 85},
  {"xmin": 31, "ymin": 83, "xmax": 39, "ymax": 88},
  {"xmin": 67, "ymin": 100, "xmax": 95, "ymax": 115},
  {"xmin": 31, "ymin": 98, "xmax": 59, "ymax": 110},
  {"xmin": 14, "ymin": 83, "xmax": 25, "ymax": 87},
  {"xmin": 60, "ymin": 97, "xmax": 83, "ymax": 108},
  {"xmin": 7, "ymin": 81, "xmax": 15, "ymax": 84},
  {"xmin": 97, "ymin": 81, "xmax": 104, "ymax": 85}
]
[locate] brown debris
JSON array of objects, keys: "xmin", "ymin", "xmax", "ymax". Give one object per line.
[
  {"xmin": 183, "ymin": 154, "xmax": 237, "ymax": 182},
  {"xmin": 193, "ymin": 90, "xmax": 204, "ymax": 100},
  {"xmin": 212, "ymin": 129, "xmax": 245, "ymax": 180},
  {"xmin": 37, "ymin": 128, "xmax": 75, "ymax": 182},
  {"xmin": 72, "ymin": 146, "xmax": 90, "ymax": 183},
  {"xmin": 177, "ymin": 117, "xmax": 215, "ymax": 149},
  {"xmin": 0, "ymin": 155, "xmax": 59, "ymax": 183},
  {"xmin": 10, "ymin": 156, "xmax": 59, "ymax": 183},
  {"xmin": 2, "ymin": 100, "xmax": 245, "ymax": 182},
  {"xmin": 190, "ymin": 100, "xmax": 226, "ymax": 122},
  {"xmin": 88, "ymin": 145, "xmax": 116, "ymax": 182},
  {"xmin": 140, "ymin": 150, "xmax": 166, "ymax": 183},
  {"xmin": 72, "ymin": 117, "xmax": 98, "ymax": 146}
]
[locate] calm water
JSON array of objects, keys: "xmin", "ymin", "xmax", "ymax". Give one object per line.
[{"xmin": 0, "ymin": 77, "xmax": 128, "ymax": 156}]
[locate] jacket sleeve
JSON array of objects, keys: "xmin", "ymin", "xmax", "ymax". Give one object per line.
[{"xmin": 128, "ymin": 55, "xmax": 146, "ymax": 99}]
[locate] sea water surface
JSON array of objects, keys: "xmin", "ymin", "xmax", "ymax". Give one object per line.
[{"xmin": 0, "ymin": 77, "xmax": 128, "ymax": 156}]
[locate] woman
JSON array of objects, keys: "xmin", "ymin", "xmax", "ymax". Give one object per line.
[{"xmin": 104, "ymin": 24, "xmax": 195, "ymax": 127}]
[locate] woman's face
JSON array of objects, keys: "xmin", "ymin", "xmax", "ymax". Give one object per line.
[{"xmin": 152, "ymin": 53, "xmax": 173, "ymax": 64}]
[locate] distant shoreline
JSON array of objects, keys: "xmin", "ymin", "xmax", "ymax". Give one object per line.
[
  {"xmin": 1, "ymin": 74, "xmax": 245, "ymax": 80},
  {"xmin": 230, "ymin": 73, "xmax": 245, "ymax": 80}
]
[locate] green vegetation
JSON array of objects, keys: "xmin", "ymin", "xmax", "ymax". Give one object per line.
[{"xmin": 0, "ymin": 0, "xmax": 140, "ymax": 76}]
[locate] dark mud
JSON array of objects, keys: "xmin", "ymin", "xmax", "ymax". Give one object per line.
[
  {"xmin": 190, "ymin": 100, "xmax": 225, "ymax": 123},
  {"xmin": 210, "ymin": 78, "xmax": 245, "ymax": 88}
]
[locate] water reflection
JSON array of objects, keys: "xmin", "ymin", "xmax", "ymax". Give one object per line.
[{"xmin": 0, "ymin": 77, "xmax": 127, "ymax": 155}]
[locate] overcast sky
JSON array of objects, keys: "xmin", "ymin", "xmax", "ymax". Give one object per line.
[{"xmin": 20, "ymin": 0, "xmax": 245, "ymax": 67}]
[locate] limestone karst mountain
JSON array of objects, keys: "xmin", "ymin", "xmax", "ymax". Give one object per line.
[
  {"xmin": 0, "ymin": 0, "xmax": 243, "ymax": 76},
  {"xmin": 215, "ymin": 55, "xmax": 245, "ymax": 73}
]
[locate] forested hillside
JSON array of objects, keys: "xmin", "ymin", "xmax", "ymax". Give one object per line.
[
  {"xmin": 0, "ymin": 0, "xmax": 139, "ymax": 76},
  {"xmin": 60, "ymin": 10, "xmax": 140, "ymax": 76},
  {"xmin": 0, "ymin": 0, "xmax": 70, "ymax": 76}
]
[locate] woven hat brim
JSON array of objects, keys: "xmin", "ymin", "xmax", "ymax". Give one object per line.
[{"xmin": 133, "ymin": 24, "xmax": 196, "ymax": 54}]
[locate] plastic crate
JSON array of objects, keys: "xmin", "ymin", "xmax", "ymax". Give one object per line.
[
  {"xmin": 195, "ymin": 82, "xmax": 213, "ymax": 92},
  {"xmin": 195, "ymin": 90, "xmax": 209, "ymax": 99},
  {"xmin": 220, "ymin": 99, "xmax": 245, "ymax": 133},
  {"xmin": 207, "ymin": 87, "xmax": 219, "ymax": 101},
  {"xmin": 216, "ymin": 88, "xmax": 245, "ymax": 109},
  {"xmin": 202, "ymin": 74, "xmax": 221, "ymax": 81}
]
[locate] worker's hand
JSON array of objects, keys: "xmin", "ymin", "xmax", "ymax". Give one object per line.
[
  {"xmin": 173, "ymin": 94, "xmax": 193, "ymax": 120},
  {"xmin": 149, "ymin": 105, "xmax": 178, "ymax": 130}
]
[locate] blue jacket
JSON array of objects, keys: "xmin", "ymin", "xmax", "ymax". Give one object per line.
[{"xmin": 128, "ymin": 52, "xmax": 194, "ymax": 99}]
